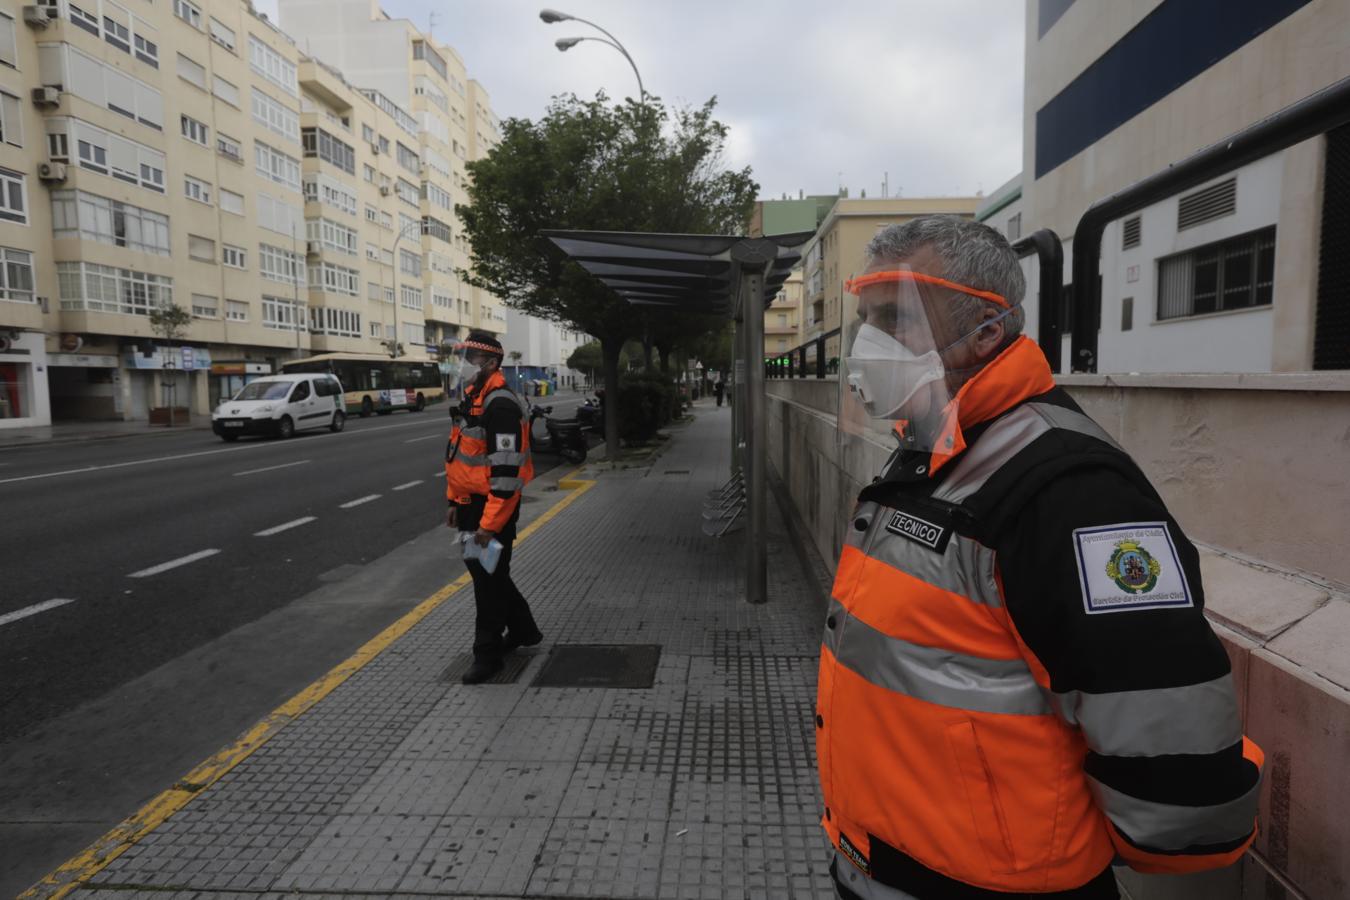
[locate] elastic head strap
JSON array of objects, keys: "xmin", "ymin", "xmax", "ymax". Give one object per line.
[{"xmin": 844, "ymin": 270, "xmax": 1010, "ymax": 309}]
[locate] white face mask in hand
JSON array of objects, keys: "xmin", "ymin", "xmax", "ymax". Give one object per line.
[{"xmin": 845, "ymin": 323, "xmax": 945, "ymax": 419}]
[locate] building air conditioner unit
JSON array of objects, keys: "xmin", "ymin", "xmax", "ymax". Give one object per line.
[
  {"xmin": 378, "ymin": 185, "xmax": 391, "ymax": 197},
  {"xmin": 37, "ymin": 161, "xmax": 67, "ymax": 183},
  {"xmin": 31, "ymin": 86, "xmax": 60, "ymax": 107},
  {"xmin": 306, "ymin": 240, "xmax": 321, "ymax": 256},
  {"xmin": 370, "ymin": 142, "xmax": 381, "ymax": 155},
  {"xmin": 22, "ymin": 5, "xmax": 52, "ymax": 28}
]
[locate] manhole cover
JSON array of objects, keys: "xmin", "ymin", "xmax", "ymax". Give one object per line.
[
  {"xmin": 440, "ymin": 652, "xmax": 531, "ymax": 685},
  {"xmin": 531, "ymin": 644, "xmax": 662, "ymax": 689}
]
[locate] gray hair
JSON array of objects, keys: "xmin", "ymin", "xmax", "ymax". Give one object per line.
[{"xmin": 864, "ymin": 215, "xmax": 1026, "ymax": 341}]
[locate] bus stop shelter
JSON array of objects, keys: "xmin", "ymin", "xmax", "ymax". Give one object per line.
[{"xmin": 543, "ymin": 229, "xmax": 812, "ymax": 604}]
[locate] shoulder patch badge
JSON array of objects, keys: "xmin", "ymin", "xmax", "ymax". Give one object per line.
[
  {"xmin": 1072, "ymin": 522, "xmax": 1192, "ymax": 614},
  {"xmin": 883, "ymin": 509, "xmax": 951, "ymax": 553},
  {"xmin": 495, "ymin": 433, "xmax": 517, "ymax": 452}
]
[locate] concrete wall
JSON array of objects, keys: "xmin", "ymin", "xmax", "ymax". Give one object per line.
[{"xmin": 766, "ymin": 376, "xmax": 1350, "ymax": 899}]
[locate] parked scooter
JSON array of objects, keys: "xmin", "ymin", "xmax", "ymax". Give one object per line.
[
  {"xmin": 530, "ymin": 404, "xmax": 588, "ymax": 463},
  {"xmin": 576, "ymin": 390, "xmax": 604, "ymax": 432}
]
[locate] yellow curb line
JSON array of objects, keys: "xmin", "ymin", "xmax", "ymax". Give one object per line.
[
  {"xmin": 23, "ymin": 474, "xmax": 599, "ymax": 900},
  {"xmin": 555, "ymin": 463, "xmax": 591, "ymax": 491}
]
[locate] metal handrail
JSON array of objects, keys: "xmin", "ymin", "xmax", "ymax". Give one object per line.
[
  {"xmin": 1070, "ymin": 74, "xmax": 1350, "ymax": 373},
  {"xmin": 766, "ymin": 326, "xmax": 843, "ymax": 379},
  {"xmin": 1010, "ymin": 229, "xmax": 1064, "ymax": 373}
]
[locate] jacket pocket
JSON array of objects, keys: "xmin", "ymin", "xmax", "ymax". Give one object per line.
[{"xmin": 945, "ymin": 719, "xmax": 1018, "ymax": 874}]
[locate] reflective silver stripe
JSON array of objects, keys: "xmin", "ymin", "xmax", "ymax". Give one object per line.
[
  {"xmin": 830, "ymin": 853, "xmax": 921, "ymax": 900},
  {"xmin": 866, "ymin": 526, "xmax": 1001, "ymax": 608},
  {"xmin": 479, "ymin": 388, "xmax": 525, "ymax": 414},
  {"xmin": 1090, "ymin": 774, "xmax": 1260, "ymax": 851},
  {"xmin": 1054, "ymin": 675, "xmax": 1242, "ymax": 758},
  {"xmin": 461, "ymin": 426, "xmax": 487, "ymax": 440},
  {"xmin": 489, "ymin": 450, "xmax": 529, "ymax": 466},
  {"xmin": 490, "ymin": 476, "xmax": 524, "ymax": 492},
  {"xmin": 830, "ymin": 605, "xmax": 1051, "ymax": 716},
  {"xmin": 456, "ymin": 452, "xmax": 488, "ymax": 466},
  {"xmin": 932, "ymin": 402, "xmax": 1117, "ymax": 505}
]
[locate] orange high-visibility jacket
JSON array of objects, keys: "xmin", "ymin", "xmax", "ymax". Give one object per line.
[
  {"xmin": 818, "ymin": 337, "xmax": 1262, "ymax": 898},
  {"xmin": 445, "ymin": 370, "xmax": 533, "ymax": 532}
]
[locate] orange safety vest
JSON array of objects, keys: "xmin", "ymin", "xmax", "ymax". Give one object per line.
[
  {"xmin": 445, "ymin": 371, "xmax": 533, "ymax": 530},
  {"xmin": 817, "ymin": 337, "xmax": 1259, "ymax": 895}
]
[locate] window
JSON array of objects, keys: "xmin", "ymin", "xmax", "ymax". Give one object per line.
[
  {"xmin": 173, "ymin": 0, "xmax": 202, "ymax": 28},
  {"xmin": 303, "ymin": 175, "xmax": 357, "ymax": 216},
  {"xmin": 0, "ymin": 248, "xmax": 34, "ymax": 303},
  {"xmin": 393, "ymin": 178, "xmax": 418, "ymax": 207},
  {"xmin": 367, "ymin": 282, "xmax": 381, "ymax": 301},
  {"xmin": 379, "ymin": 135, "xmax": 390, "ymax": 155},
  {"xmin": 181, "ymin": 115, "xmax": 208, "ymax": 146},
  {"xmin": 396, "ymin": 142, "xmax": 420, "ymax": 175},
  {"xmin": 222, "ymin": 244, "xmax": 246, "ymax": 269},
  {"xmin": 310, "ymin": 307, "xmax": 361, "ymax": 338},
  {"xmin": 399, "ymin": 249, "xmax": 421, "ymax": 277},
  {"xmin": 363, "ymin": 164, "xmax": 376, "ymax": 183},
  {"xmin": 424, "ymin": 182, "xmax": 452, "ymax": 211},
  {"xmin": 0, "ymin": 91, "xmax": 21, "ymax": 147},
  {"xmin": 191, "ymin": 293, "xmax": 217, "ymax": 318},
  {"xmin": 369, "ymin": 320, "xmax": 382, "ymax": 338},
  {"xmin": 51, "ymin": 190, "xmax": 170, "ymax": 254},
  {"xmin": 261, "ymin": 295, "xmax": 302, "ymax": 331},
  {"xmin": 187, "ymin": 234, "xmax": 215, "ymax": 261},
  {"xmin": 300, "ymin": 127, "xmax": 355, "ymax": 174},
  {"xmin": 209, "ymin": 18, "xmax": 235, "ymax": 51},
  {"xmin": 362, "ymin": 124, "xmax": 376, "ymax": 144},
  {"xmin": 212, "ymin": 76, "xmax": 239, "ymax": 107},
  {"xmin": 255, "ymin": 141, "xmax": 301, "ymax": 191},
  {"xmin": 259, "ymin": 243, "xmax": 304, "ymax": 285},
  {"xmin": 68, "ymin": 3, "xmax": 99, "ymax": 36},
  {"xmin": 1006, "ymin": 212, "xmax": 1021, "ymax": 242},
  {"xmin": 256, "ymin": 192, "xmax": 300, "ymax": 237},
  {"xmin": 380, "ymin": 247, "xmax": 394, "ymax": 266},
  {"xmin": 176, "ymin": 53, "xmax": 206, "ymax": 90},
  {"xmin": 102, "ymin": 9, "xmax": 130, "ymax": 52},
  {"xmin": 307, "ymin": 218, "xmax": 358, "ymax": 256},
  {"xmin": 412, "ymin": 40, "xmax": 448, "ymax": 79},
  {"xmin": 219, "ymin": 189, "xmax": 244, "ymax": 216},
  {"xmin": 0, "ymin": 12, "xmax": 16, "ymax": 69},
  {"xmin": 404, "ymin": 323, "xmax": 422, "ymax": 345},
  {"xmin": 1121, "ymin": 296, "xmax": 1134, "ymax": 332},
  {"xmin": 400, "ymin": 284, "xmax": 422, "ymax": 310},
  {"xmin": 399, "ymin": 213, "xmax": 418, "ymax": 237},
  {"xmin": 134, "ymin": 34, "xmax": 158, "ymax": 68},
  {"xmin": 226, "ymin": 300, "xmax": 249, "ymax": 321},
  {"xmin": 216, "ymin": 133, "xmax": 243, "ymax": 162},
  {"xmin": 248, "ymin": 35, "xmax": 297, "ymax": 97},
  {"xmin": 308, "ymin": 262, "xmax": 359, "ymax": 296},
  {"xmin": 56, "ymin": 119, "xmax": 164, "ymax": 190},
  {"xmin": 56, "ymin": 261, "xmax": 172, "ymax": 315},
  {"xmin": 0, "ymin": 168, "xmax": 27, "ymax": 224},
  {"xmin": 44, "ymin": 44, "xmax": 164, "ymax": 130},
  {"xmin": 366, "ymin": 243, "xmax": 380, "ymax": 262},
  {"xmin": 365, "ymin": 204, "xmax": 379, "ymax": 225},
  {"xmin": 1157, "ymin": 226, "xmax": 1276, "ymax": 321},
  {"xmin": 184, "ymin": 175, "xmax": 211, "ymax": 204},
  {"xmin": 251, "ymin": 88, "xmax": 299, "ymax": 142},
  {"xmin": 432, "ymin": 288, "xmax": 453, "ymax": 310},
  {"xmin": 421, "ymin": 216, "xmax": 451, "ymax": 243}
]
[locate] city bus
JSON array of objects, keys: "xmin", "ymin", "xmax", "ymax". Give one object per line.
[{"xmin": 282, "ymin": 354, "xmax": 445, "ymax": 416}]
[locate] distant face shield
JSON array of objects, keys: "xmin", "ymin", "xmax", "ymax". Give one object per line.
[{"xmin": 840, "ymin": 266, "xmax": 1011, "ymax": 452}]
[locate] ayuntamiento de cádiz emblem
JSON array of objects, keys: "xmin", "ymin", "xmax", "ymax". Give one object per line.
[{"xmin": 1105, "ymin": 540, "xmax": 1162, "ymax": 594}]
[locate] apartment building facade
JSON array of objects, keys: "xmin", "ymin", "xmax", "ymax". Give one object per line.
[
  {"xmin": 0, "ymin": 0, "xmax": 507, "ymax": 428},
  {"xmin": 764, "ymin": 268, "xmax": 802, "ymax": 358}
]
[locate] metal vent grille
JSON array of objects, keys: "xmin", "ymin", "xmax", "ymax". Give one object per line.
[
  {"xmin": 1122, "ymin": 216, "xmax": 1141, "ymax": 249},
  {"xmin": 1178, "ymin": 178, "xmax": 1237, "ymax": 230},
  {"xmin": 1315, "ymin": 123, "xmax": 1350, "ymax": 369}
]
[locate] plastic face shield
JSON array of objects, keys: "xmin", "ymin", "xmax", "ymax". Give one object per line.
[
  {"xmin": 840, "ymin": 266, "xmax": 1009, "ymax": 453},
  {"xmin": 448, "ymin": 340, "xmax": 500, "ymax": 394}
]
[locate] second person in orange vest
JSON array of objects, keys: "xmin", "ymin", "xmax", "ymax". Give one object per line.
[{"xmin": 445, "ymin": 331, "xmax": 541, "ymax": 684}]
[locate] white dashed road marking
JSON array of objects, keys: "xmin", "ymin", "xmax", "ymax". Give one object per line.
[
  {"xmin": 0, "ymin": 598, "xmax": 76, "ymax": 627},
  {"xmin": 254, "ymin": 516, "xmax": 318, "ymax": 537},
  {"xmin": 404, "ymin": 434, "xmax": 442, "ymax": 443},
  {"xmin": 392, "ymin": 480, "xmax": 423, "ymax": 491},
  {"xmin": 340, "ymin": 494, "xmax": 381, "ymax": 509},
  {"xmin": 128, "ymin": 549, "xmax": 221, "ymax": 578},
  {"xmin": 233, "ymin": 459, "xmax": 311, "ymax": 477}
]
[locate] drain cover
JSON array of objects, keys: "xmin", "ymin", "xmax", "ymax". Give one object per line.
[
  {"xmin": 531, "ymin": 644, "xmax": 661, "ymax": 689},
  {"xmin": 440, "ymin": 652, "xmax": 532, "ymax": 685}
]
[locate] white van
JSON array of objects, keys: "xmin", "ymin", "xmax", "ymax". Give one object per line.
[{"xmin": 211, "ymin": 373, "xmax": 345, "ymax": 442}]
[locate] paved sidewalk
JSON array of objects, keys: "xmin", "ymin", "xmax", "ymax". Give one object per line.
[
  {"xmin": 51, "ymin": 402, "xmax": 835, "ymax": 899},
  {"xmin": 0, "ymin": 416, "xmax": 212, "ymax": 448}
]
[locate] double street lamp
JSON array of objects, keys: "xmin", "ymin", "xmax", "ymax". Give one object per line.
[
  {"xmin": 540, "ymin": 8, "xmax": 646, "ymax": 103},
  {"xmin": 388, "ymin": 219, "xmax": 424, "ymax": 359}
]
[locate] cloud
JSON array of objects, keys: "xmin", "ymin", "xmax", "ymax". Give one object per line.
[{"xmin": 255, "ymin": 0, "xmax": 1025, "ymax": 200}]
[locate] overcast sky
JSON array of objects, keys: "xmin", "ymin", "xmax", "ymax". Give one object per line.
[{"xmin": 256, "ymin": 0, "xmax": 1026, "ymax": 202}]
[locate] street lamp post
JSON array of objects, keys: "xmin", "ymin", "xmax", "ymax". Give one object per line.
[
  {"xmin": 389, "ymin": 220, "xmax": 424, "ymax": 359},
  {"xmin": 539, "ymin": 8, "xmax": 645, "ymax": 102}
]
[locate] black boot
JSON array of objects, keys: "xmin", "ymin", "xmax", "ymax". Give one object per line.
[{"xmin": 462, "ymin": 658, "xmax": 503, "ymax": 684}]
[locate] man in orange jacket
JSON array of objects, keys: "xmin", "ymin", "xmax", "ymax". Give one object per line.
[
  {"xmin": 445, "ymin": 331, "xmax": 540, "ymax": 684},
  {"xmin": 819, "ymin": 216, "xmax": 1262, "ymax": 898}
]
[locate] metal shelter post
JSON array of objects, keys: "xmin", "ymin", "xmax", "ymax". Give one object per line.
[{"xmin": 1010, "ymin": 229, "xmax": 1064, "ymax": 373}]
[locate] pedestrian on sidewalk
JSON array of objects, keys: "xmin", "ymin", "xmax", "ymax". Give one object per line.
[
  {"xmin": 445, "ymin": 331, "xmax": 543, "ymax": 684},
  {"xmin": 819, "ymin": 216, "xmax": 1262, "ymax": 899},
  {"xmin": 713, "ymin": 378, "xmax": 725, "ymax": 407}
]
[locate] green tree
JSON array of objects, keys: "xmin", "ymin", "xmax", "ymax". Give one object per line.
[
  {"xmin": 148, "ymin": 303, "xmax": 192, "ymax": 427},
  {"xmin": 457, "ymin": 93, "xmax": 756, "ymax": 458}
]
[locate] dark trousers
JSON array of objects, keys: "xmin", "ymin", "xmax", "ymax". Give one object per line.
[{"xmin": 463, "ymin": 530, "xmax": 538, "ymax": 662}]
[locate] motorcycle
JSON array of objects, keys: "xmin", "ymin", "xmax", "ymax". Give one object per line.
[
  {"xmin": 530, "ymin": 404, "xmax": 588, "ymax": 464},
  {"xmin": 576, "ymin": 390, "xmax": 604, "ymax": 433}
]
